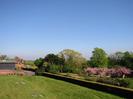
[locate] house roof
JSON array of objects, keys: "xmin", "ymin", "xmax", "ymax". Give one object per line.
[{"xmin": 0, "ymin": 60, "xmax": 16, "ymax": 64}]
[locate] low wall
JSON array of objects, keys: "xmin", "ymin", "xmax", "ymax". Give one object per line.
[
  {"xmin": 38, "ymin": 72, "xmax": 133, "ymax": 98},
  {"xmin": 22, "ymin": 68, "xmax": 36, "ymax": 72}
]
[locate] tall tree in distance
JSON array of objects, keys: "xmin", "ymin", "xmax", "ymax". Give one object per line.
[
  {"xmin": 108, "ymin": 52, "xmax": 124, "ymax": 67},
  {"xmin": 90, "ymin": 48, "xmax": 108, "ymax": 67},
  {"xmin": 0, "ymin": 55, "xmax": 8, "ymax": 61},
  {"xmin": 108, "ymin": 51, "xmax": 133, "ymax": 69},
  {"xmin": 44, "ymin": 54, "xmax": 64, "ymax": 66},
  {"xmin": 58, "ymin": 49, "xmax": 86, "ymax": 68},
  {"xmin": 34, "ymin": 58, "xmax": 44, "ymax": 68}
]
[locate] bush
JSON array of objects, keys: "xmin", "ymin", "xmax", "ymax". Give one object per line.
[
  {"xmin": 35, "ymin": 65, "xmax": 47, "ymax": 75},
  {"xmin": 85, "ymin": 67, "xmax": 131, "ymax": 78},
  {"xmin": 22, "ymin": 67, "xmax": 37, "ymax": 72},
  {"xmin": 34, "ymin": 58, "xmax": 44, "ymax": 68},
  {"xmin": 62, "ymin": 65, "xmax": 82, "ymax": 74},
  {"xmin": 73, "ymin": 67, "xmax": 82, "ymax": 74},
  {"xmin": 62, "ymin": 65, "xmax": 75, "ymax": 73},
  {"xmin": 49, "ymin": 65, "xmax": 62, "ymax": 73},
  {"xmin": 97, "ymin": 78, "xmax": 129, "ymax": 87},
  {"xmin": 85, "ymin": 67, "xmax": 99, "ymax": 75},
  {"xmin": 108, "ymin": 67, "xmax": 131, "ymax": 78}
]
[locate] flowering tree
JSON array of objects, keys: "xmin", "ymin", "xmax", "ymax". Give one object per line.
[
  {"xmin": 85, "ymin": 67, "xmax": 99, "ymax": 75},
  {"xmin": 109, "ymin": 67, "xmax": 131, "ymax": 78},
  {"xmin": 85, "ymin": 67, "xmax": 131, "ymax": 78}
]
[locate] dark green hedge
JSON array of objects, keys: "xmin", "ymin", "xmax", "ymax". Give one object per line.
[{"xmin": 22, "ymin": 68, "xmax": 37, "ymax": 72}]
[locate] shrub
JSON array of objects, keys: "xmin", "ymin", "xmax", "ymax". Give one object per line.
[
  {"xmin": 85, "ymin": 67, "xmax": 99, "ymax": 75},
  {"xmin": 97, "ymin": 78, "xmax": 129, "ymax": 87},
  {"xmin": 62, "ymin": 65, "xmax": 75, "ymax": 73},
  {"xmin": 49, "ymin": 65, "xmax": 62, "ymax": 73},
  {"xmin": 72, "ymin": 67, "xmax": 82, "ymax": 74},
  {"xmin": 62, "ymin": 65, "xmax": 83, "ymax": 74},
  {"xmin": 85, "ymin": 67, "xmax": 109, "ymax": 77},
  {"xmin": 108, "ymin": 67, "xmax": 131, "ymax": 78},
  {"xmin": 85, "ymin": 67, "xmax": 131, "ymax": 78}
]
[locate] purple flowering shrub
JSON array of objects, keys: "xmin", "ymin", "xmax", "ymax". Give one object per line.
[{"xmin": 85, "ymin": 67, "xmax": 131, "ymax": 78}]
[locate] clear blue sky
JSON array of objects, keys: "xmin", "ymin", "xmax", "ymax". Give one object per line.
[{"xmin": 0, "ymin": 0, "xmax": 133, "ymax": 60}]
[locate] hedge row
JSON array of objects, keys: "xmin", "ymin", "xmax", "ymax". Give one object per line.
[
  {"xmin": 22, "ymin": 67, "xmax": 37, "ymax": 72},
  {"xmin": 36, "ymin": 72, "xmax": 133, "ymax": 98}
]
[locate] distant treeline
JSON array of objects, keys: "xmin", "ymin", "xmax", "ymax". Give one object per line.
[{"xmin": 34, "ymin": 48, "xmax": 133, "ymax": 74}]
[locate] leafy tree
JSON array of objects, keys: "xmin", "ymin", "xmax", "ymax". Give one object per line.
[
  {"xmin": 49, "ymin": 64, "xmax": 62, "ymax": 73},
  {"xmin": 108, "ymin": 52, "xmax": 125, "ymax": 67},
  {"xmin": 34, "ymin": 58, "xmax": 44, "ymax": 68},
  {"xmin": 90, "ymin": 48, "xmax": 108, "ymax": 67},
  {"xmin": 44, "ymin": 54, "xmax": 64, "ymax": 66},
  {"xmin": 58, "ymin": 49, "xmax": 87, "ymax": 73},
  {"xmin": 123, "ymin": 51, "xmax": 133, "ymax": 69},
  {"xmin": 58, "ymin": 49, "xmax": 86, "ymax": 68},
  {"xmin": 0, "ymin": 55, "xmax": 8, "ymax": 60},
  {"xmin": 108, "ymin": 51, "xmax": 133, "ymax": 69},
  {"xmin": 44, "ymin": 54, "xmax": 65, "ymax": 72}
]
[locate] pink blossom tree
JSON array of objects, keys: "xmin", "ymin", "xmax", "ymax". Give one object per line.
[{"xmin": 85, "ymin": 67, "xmax": 131, "ymax": 78}]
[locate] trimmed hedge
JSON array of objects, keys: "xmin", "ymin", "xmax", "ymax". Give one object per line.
[
  {"xmin": 22, "ymin": 68, "xmax": 37, "ymax": 72},
  {"xmin": 37, "ymin": 72, "xmax": 133, "ymax": 98}
]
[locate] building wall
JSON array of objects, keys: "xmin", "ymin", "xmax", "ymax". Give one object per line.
[{"xmin": 0, "ymin": 63, "xmax": 16, "ymax": 70}]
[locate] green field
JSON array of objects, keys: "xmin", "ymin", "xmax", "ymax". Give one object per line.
[{"xmin": 0, "ymin": 76, "xmax": 123, "ymax": 99}]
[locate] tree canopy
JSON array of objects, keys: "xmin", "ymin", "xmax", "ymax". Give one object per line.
[
  {"xmin": 44, "ymin": 54, "xmax": 64, "ymax": 66},
  {"xmin": 34, "ymin": 58, "xmax": 44, "ymax": 68},
  {"xmin": 108, "ymin": 51, "xmax": 133, "ymax": 69},
  {"xmin": 90, "ymin": 48, "xmax": 108, "ymax": 67},
  {"xmin": 58, "ymin": 49, "xmax": 86, "ymax": 68}
]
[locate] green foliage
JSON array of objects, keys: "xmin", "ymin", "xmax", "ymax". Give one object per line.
[
  {"xmin": 25, "ymin": 60, "xmax": 35, "ymax": 66},
  {"xmin": 0, "ymin": 55, "xmax": 8, "ymax": 60},
  {"xmin": 48, "ymin": 65, "xmax": 62, "ymax": 73},
  {"xmin": 86, "ymin": 60, "xmax": 91, "ymax": 67},
  {"xmin": 62, "ymin": 65, "xmax": 82, "ymax": 74},
  {"xmin": 62, "ymin": 65, "xmax": 75, "ymax": 73},
  {"xmin": 108, "ymin": 52, "xmax": 125, "ymax": 67},
  {"xmin": 44, "ymin": 54, "xmax": 64, "ymax": 66},
  {"xmin": 34, "ymin": 49, "xmax": 133, "ymax": 74},
  {"xmin": 24, "ymin": 60, "xmax": 37, "ymax": 69},
  {"xmin": 90, "ymin": 48, "xmax": 108, "ymax": 67},
  {"xmin": 122, "ymin": 52, "xmax": 133, "ymax": 69},
  {"xmin": 62, "ymin": 65, "xmax": 70, "ymax": 72},
  {"xmin": 108, "ymin": 51, "xmax": 133, "ymax": 69},
  {"xmin": 34, "ymin": 58, "xmax": 44, "ymax": 68},
  {"xmin": 43, "ymin": 54, "xmax": 64, "ymax": 73},
  {"xmin": 58, "ymin": 49, "xmax": 87, "ymax": 69},
  {"xmin": 34, "ymin": 54, "xmax": 64, "ymax": 73}
]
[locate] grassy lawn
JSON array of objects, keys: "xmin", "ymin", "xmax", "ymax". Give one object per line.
[{"xmin": 0, "ymin": 76, "xmax": 123, "ymax": 99}]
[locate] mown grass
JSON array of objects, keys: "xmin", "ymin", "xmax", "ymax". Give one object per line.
[{"xmin": 0, "ymin": 76, "xmax": 123, "ymax": 99}]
